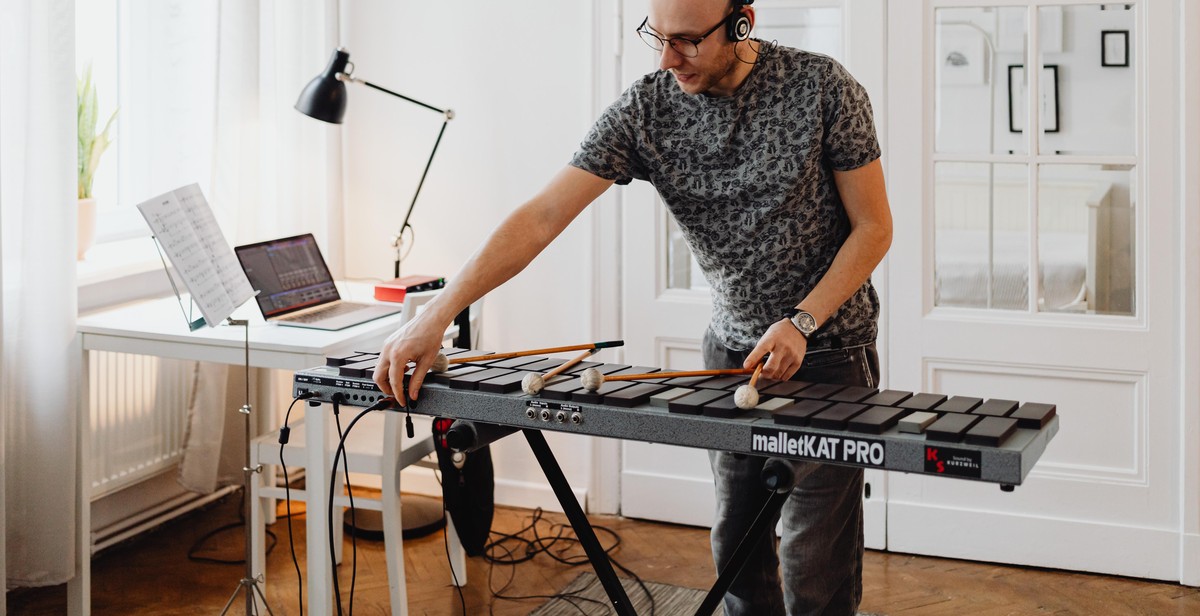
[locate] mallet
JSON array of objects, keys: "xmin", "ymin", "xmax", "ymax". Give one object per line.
[
  {"xmin": 521, "ymin": 347, "xmax": 603, "ymax": 395},
  {"xmin": 431, "ymin": 340, "xmax": 623, "ymax": 373},
  {"xmin": 579, "ymin": 367, "xmax": 755, "ymax": 392},
  {"xmin": 733, "ymin": 361, "xmax": 765, "ymax": 409}
]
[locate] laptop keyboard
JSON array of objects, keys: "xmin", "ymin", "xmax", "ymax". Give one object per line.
[{"xmin": 281, "ymin": 302, "xmax": 364, "ymax": 323}]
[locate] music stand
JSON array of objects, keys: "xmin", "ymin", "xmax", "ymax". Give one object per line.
[
  {"xmin": 138, "ymin": 185, "xmax": 270, "ymax": 615},
  {"xmin": 217, "ymin": 318, "xmax": 274, "ymax": 616}
]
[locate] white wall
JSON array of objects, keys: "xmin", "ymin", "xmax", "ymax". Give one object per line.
[{"xmin": 341, "ymin": 0, "xmax": 602, "ymax": 510}]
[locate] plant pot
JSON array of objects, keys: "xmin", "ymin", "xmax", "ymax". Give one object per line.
[{"xmin": 78, "ymin": 197, "xmax": 97, "ymax": 260}]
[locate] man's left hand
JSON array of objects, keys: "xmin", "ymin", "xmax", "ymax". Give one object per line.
[{"xmin": 745, "ymin": 319, "xmax": 808, "ymax": 381}]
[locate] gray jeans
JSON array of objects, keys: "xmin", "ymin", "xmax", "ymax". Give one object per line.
[{"xmin": 704, "ymin": 328, "xmax": 879, "ymax": 616}]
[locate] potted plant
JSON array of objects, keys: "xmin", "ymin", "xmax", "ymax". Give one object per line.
[{"xmin": 77, "ymin": 65, "xmax": 117, "ymax": 260}]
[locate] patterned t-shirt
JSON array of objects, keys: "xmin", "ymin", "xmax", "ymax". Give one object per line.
[{"xmin": 569, "ymin": 44, "xmax": 882, "ymax": 351}]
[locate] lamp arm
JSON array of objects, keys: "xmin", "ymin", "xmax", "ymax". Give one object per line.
[
  {"xmin": 340, "ymin": 74, "xmax": 454, "ymax": 118},
  {"xmin": 392, "ymin": 118, "xmax": 450, "ymax": 275},
  {"xmin": 335, "ymin": 73, "xmax": 454, "ymax": 278}
]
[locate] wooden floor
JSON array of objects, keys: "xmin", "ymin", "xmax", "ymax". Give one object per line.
[{"xmin": 7, "ymin": 493, "xmax": 1198, "ymax": 615}]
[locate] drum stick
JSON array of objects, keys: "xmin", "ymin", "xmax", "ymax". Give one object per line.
[
  {"xmin": 433, "ymin": 340, "xmax": 623, "ymax": 373},
  {"xmin": 521, "ymin": 347, "xmax": 605, "ymax": 395},
  {"xmin": 449, "ymin": 340, "xmax": 624, "ymax": 365},
  {"xmin": 581, "ymin": 367, "xmax": 755, "ymax": 391},
  {"xmin": 599, "ymin": 367, "xmax": 755, "ymax": 382},
  {"xmin": 542, "ymin": 347, "xmax": 600, "ymax": 380}
]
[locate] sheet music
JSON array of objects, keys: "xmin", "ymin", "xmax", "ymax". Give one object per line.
[{"xmin": 137, "ymin": 184, "xmax": 255, "ymax": 327}]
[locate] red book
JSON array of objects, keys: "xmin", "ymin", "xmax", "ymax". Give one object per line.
[{"xmin": 374, "ymin": 275, "xmax": 446, "ymax": 303}]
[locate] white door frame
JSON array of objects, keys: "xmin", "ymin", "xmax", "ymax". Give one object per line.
[
  {"xmin": 1178, "ymin": 0, "xmax": 1200, "ymax": 587},
  {"xmin": 588, "ymin": 0, "xmax": 626, "ymax": 515},
  {"xmin": 886, "ymin": 0, "xmax": 1196, "ymax": 582}
]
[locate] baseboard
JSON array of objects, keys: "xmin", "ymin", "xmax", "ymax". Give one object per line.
[
  {"xmin": 1182, "ymin": 532, "xmax": 1200, "ymax": 586},
  {"xmin": 392, "ymin": 466, "xmax": 587, "ymax": 514},
  {"xmin": 863, "ymin": 497, "xmax": 886, "ymax": 550},
  {"xmin": 90, "ymin": 470, "xmax": 239, "ymax": 554},
  {"xmin": 888, "ymin": 501, "xmax": 1180, "ymax": 581},
  {"xmin": 620, "ymin": 472, "xmax": 715, "ymax": 527}
]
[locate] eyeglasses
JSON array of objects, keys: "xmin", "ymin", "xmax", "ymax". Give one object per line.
[{"xmin": 636, "ymin": 14, "xmax": 729, "ymax": 58}]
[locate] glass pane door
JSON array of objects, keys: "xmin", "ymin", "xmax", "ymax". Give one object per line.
[{"xmin": 932, "ymin": 4, "xmax": 1137, "ymax": 317}]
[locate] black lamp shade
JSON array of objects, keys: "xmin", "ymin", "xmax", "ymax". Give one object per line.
[{"xmin": 295, "ymin": 49, "xmax": 351, "ymax": 124}]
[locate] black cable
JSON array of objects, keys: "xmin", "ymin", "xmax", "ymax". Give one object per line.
[
  {"xmin": 481, "ymin": 511, "xmax": 607, "ymax": 614},
  {"xmin": 184, "ymin": 479, "xmax": 279, "ymax": 565},
  {"xmin": 332, "ymin": 403, "xmax": 360, "ymax": 616},
  {"xmin": 530, "ymin": 513, "xmax": 656, "ymax": 616},
  {"xmin": 429, "ymin": 465, "xmax": 637, "ymax": 614},
  {"xmin": 327, "ymin": 398, "xmax": 394, "ymax": 616},
  {"xmin": 734, "ymin": 37, "xmax": 779, "ymax": 65},
  {"xmin": 278, "ymin": 392, "xmax": 315, "ymax": 616},
  {"xmin": 475, "ymin": 507, "xmax": 655, "ymax": 615},
  {"xmin": 185, "ymin": 501, "xmax": 278, "ymax": 565},
  {"xmin": 443, "ymin": 497, "xmax": 468, "ymax": 615}
]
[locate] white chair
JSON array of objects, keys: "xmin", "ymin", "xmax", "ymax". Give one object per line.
[{"xmin": 250, "ymin": 291, "xmax": 478, "ymax": 614}]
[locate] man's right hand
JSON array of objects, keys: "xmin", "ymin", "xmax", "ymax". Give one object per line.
[{"xmin": 373, "ymin": 312, "xmax": 451, "ymax": 403}]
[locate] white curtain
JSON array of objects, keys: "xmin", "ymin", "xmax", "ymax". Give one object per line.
[
  {"xmin": 178, "ymin": 0, "xmax": 346, "ymax": 492},
  {"xmin": 1, "ymin": 0, "xmax": 80, "ymax": 588}
]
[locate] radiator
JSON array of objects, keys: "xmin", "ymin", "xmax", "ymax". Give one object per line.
[
  {"xmin": 87, "ymin": 351, "xmax": 239, "ymax": 553},
  {"xmin": 88, "ymin": 351, "xmax": 192, "ymax": 498}
]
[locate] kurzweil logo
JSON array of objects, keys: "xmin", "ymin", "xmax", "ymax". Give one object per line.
[
  {"xmin": 750, "ymin": 427, "xmax": 885, "ymax": 468},
  {"xmin": 924, "ymin": 446, "xmax": 982, "ymax": 478}
]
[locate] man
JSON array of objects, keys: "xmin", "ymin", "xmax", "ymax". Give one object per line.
[{"xmin": 375, "ymin": 0, "xmax": 891, "ymax": 613}]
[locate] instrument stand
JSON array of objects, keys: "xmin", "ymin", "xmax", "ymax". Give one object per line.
[
  {"xmin": 218, "ymin": 318, "xmax": 276, "ymax": 616},
  {"xmin": 523, "ymin": 429, "xmax": 636, "ymax": 615},
  {"xmin": 695, "ymin": 459, "xmax": 797, "ymax": 615},
  {"xmin": 520, "ymin": 428, "xmax": 793, "ymax": 616},
  {"xmin": 150, "ymin": 235, "xmax": 208, "ymax": 331}
]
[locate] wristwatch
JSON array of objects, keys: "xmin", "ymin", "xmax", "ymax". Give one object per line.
[{"xmin": 785, "ymin": 308, "xmax": 818, "ymax": 339}]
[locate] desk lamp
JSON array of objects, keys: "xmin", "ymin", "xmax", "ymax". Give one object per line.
[
  {"xmin": 295, "ymin": 47, "xmax": 460, "ymax": 547},
  {"xmin": 296, "ymin": 48, "xmax": 454, "ymax": 278}
]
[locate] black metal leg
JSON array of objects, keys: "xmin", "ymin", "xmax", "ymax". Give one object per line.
[
  {"xmin": 523, "ymin": 429, "xmax": 637, "ymax": 616},
  {"xmin": 693, "ymin": 487, "xmax": 791, "ymax": 616},
  {"xmin": 453, "ymin": 306, "xmax": 471, "ymax": 349}
]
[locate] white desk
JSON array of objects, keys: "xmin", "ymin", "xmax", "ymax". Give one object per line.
[{"xmin": 69, "ymin": 285, "xmax": 416, "ymax": 616}]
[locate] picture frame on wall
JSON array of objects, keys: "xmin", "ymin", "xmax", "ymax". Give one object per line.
[
  {"xmin": 1007, "ymin": 64, "xmax": 1060, "ymax": 133},
  {"xmin": 1102, "ymin": 30, "xmax": 1130, "ymax": 67}
]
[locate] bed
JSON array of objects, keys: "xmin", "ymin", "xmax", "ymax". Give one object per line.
[{"xmin": 934, "ymin": 176, "xmax": 1133, "ymax": 314}]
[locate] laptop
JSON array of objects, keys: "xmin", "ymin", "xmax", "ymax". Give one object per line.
[{"xmin": 234, "ymin": 233, "xmax": 404, "ymax": 330}]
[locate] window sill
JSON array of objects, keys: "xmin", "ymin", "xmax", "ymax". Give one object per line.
[
  {"xmin": 78, "ymin": 237, "xmax": 174, "ymax": 312},
  {"xmin": 77, "ymin": 237, "xmax": 161, "ymax": 284}
]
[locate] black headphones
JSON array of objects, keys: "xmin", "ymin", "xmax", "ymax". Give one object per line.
[{"xmin": 726, "ymin": 0, "xmax": 753, "ymax": 42}]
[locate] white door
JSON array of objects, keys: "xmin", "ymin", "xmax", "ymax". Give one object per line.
[
  {"xmin": 887, "ymin": 2, "xmax": 1189, "ymax": 580},
  {"xmin": 616, "ymin": 0, "xmax": 889, "ymax": 546}
]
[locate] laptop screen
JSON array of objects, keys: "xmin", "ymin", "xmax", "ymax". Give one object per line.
[{"xmin": 235, "ymin": 234, "xmax": 341, "ymax": 318}]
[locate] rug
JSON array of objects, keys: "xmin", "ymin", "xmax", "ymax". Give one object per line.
[
  {"xmin": 530, "ymin": 572, "xmax": 722, "ymax": 615},
  {"xmin": 532, "ymin": 572, "xmax": 886, "ymax": 616}
]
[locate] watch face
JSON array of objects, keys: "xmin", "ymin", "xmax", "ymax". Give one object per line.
[{"xmin": 795, "ymin": 312, "xmax": 817, "ymax": 334}]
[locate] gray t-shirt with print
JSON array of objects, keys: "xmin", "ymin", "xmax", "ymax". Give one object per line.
[{"xmin": 569, "ymin": 44, "xmax": 882, "ymax": 351}]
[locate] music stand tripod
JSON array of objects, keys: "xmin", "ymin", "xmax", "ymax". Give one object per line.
[{"xmin": 218, "ymin": 318, "xmax": 275, "ymax": 616}]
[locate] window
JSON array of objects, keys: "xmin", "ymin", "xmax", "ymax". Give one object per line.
[
  {"xmin": 932, "ymin": 4, "xmax": 1136, "ymax": 316},
  {"xmin": 76, "ymin": 0, "xmax": 219, "ymax": 242}
]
